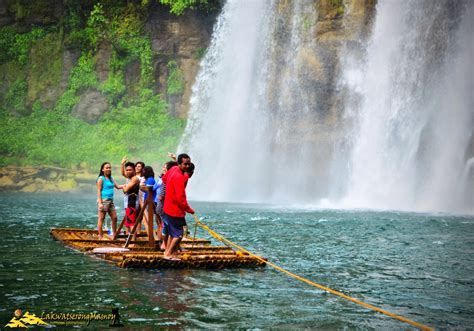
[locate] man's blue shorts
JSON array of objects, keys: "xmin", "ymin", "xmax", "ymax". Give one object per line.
[
  {"xmin": 161, "ymin": 213, "xmax": 169, "ymax": 236},
  {"xmin": 163, "ymin": 213, "xmax": 186, "ymax": 238}
]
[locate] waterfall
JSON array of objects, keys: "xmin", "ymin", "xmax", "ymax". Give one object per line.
[
  {"xmin": 179, "ymin": 0, "xmax": 474, "ymax": 214},
  {"xmin": 179, "ymin": 0, "xmax": 322, "ymax": 203},
  {"xmin": 339, "ymin": 0, "xmax": 474, "ymax": 213}
]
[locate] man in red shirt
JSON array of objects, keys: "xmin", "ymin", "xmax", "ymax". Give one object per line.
[{"xmin": 163, "ymin": 153, "xmax": 194, "ymax": 260}]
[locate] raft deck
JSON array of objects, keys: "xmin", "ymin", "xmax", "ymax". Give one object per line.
[{"xmin": 50, "ymin": 228, "xmax": 266, "ymax": 269}]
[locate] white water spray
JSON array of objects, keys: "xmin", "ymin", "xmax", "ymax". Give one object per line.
[
  {"xmin": 339, "ymin": 0, "xmax": 474, "ymax": 213},
  {"xmin": 180, "ymin": 0, "xmax": 473, "ymax": 214}
]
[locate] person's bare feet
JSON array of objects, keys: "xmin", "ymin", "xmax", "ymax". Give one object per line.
[{"xmin": 163, "ymin": 255, "xmax": 181, "ymax": 261}]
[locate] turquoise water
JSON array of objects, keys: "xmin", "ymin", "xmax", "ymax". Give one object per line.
[{"xmin": 0, "ymin": 192, "xmax": 473, "ymax": 329}]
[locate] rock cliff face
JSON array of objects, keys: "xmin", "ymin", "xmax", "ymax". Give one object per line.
[
  {"xmin": 0, "ymin": 1, "xmax": 218, "ymax": 121},
  {"xmin": 145, "ymin": 7, "xmax": 216, "ymax": 117},
  {"xmin": 264, "ymin": 0, "xmax": 376, "ymax": 125},
  {"xmin": 0, "ymin": 0, "xmax": 376, "ymax": 122},
  {"xmin": 0, "ymin": 0, "xmax": 379, "ymax": 191},
  {"xmin": 261, "ymin": 0, "xmax": 376, "ymax": 148}
]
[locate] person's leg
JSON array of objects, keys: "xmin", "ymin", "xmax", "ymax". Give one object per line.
[
  {"xmin": 109, "ymin": 209, "xmax": 118, "ymax": 236},
  {"xmin": 142, "ymin": 211, "xmax": 149, "ymax": 234},
  {"xmin": 155, "ymin": 214, "xmax": 163, "ymax": 241},
  {"xmin": 164, "ymin": 216, "xmax": 183, "ymax": 259},
  {"xmin": 97, "ymin": 211, "xmax": 106, "ymax": 239},
  {"xmin": 161, "ymin": 235, "xmax": 168, "ymax": 251},
  {"xmin": 164, "ymin": 237, "xmax": 182, "ymax": 259},
  {"xmin": 160, "ymin": 214, "xmax": 169, "ymax": 251}
]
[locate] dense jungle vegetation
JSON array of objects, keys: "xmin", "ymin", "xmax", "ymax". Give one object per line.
[{"xmin": 0, "ymin": 0, "xmax": 216, "ymax": 169}]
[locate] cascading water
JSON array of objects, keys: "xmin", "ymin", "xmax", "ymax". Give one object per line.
[
  {"xmin": 179, "ymin": 0, "xmax": 473, "ymax": 214},
  {"xmin": 339, "ymin": 0, "xmax": 474, "ymax": 213},
  {"xmin": 179, "ymin": 0, "xmax": 324, "ymax": 203}
]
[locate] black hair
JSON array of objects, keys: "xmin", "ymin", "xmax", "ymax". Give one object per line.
[
  {"xmin": 99, "ymin": 162, "xmax": 111, "ymax": 178},
  {"xmin": 143, "ymin": 166, "xmax": 155, "ymax": 179},
  {"xmin": 186, "ymin": 162, "xmax": 195, "ymax": 173},
  {"xmin": 124, "ymin": 161, "xmax": 135, "ymax": 169},
  {"xmin": 136, "ymin": 161, "xmax": 145, "ymax": 168},
  {"xmin": 177, "ymin": 153, "xmax": 190, "ymax": 164},
  {"xmin": 165, "ymin": 161, "xmax": 178, "ymax": 170}
]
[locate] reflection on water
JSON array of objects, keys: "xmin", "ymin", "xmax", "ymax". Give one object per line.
[{"xmin": 0, "ymin": 193, "xmax": 473, "ymax": 329}]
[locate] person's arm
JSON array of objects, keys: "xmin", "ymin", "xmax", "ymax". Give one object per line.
[
  {"xmin": 113, "ymin": 178, "xmax": 123, "ymax": 190},
  {"xmin": 120, "ymin": 156, "xmax": 127, "ymax": 178},
  {"xmin": 139, "ymin": 177, "xmax": 148, "ymax": 192},
  {"xmin": 174, "ymin": 176, "xmax": 194, "ymax": 214},
  {"xmin": 96, "ymin": 177, "xmax": 103, "ymax": 207},
  {"xmin": 123, "ymin": 176, "xmax": 139, "ymax": 193},
  {"xmin": 168, "ymin": 152, "xmax": 177, "ymax": 162},
  {"xmin": 158, "ymin": 183, "xmax": 166, "ymax": 201}
]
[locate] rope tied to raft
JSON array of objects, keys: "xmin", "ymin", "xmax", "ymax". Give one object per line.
[{"xmin": 192, "ymin": 214, "xmax": 433, "ymax": 331}]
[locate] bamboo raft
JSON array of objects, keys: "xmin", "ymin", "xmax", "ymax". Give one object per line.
[{"xmin": 50, "ymin": 228, "xmax": 266, "ymax": 269}]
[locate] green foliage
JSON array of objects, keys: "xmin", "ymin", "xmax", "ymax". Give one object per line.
[
  {"xmin": 69, "ymin": 52, "xmax": 99, "ymax": 91},
  {"xmin": 193, "ymin": 47, "xmax": 206, "ymax": 60},
  {"xmin": 114, "ymin": 35, "xmax": 154, "ymax": 88},
  {"xmin": 0, "ymin": 26, "xmax": 48, "ymax": 65},
  {"xmin": 139, "ymin": 38, "xmax": 153, "ymax": 86},
  {"xmin": 54, "ymin": 90, "xmax": 80, "ymax": 114},
  {"xmin": 100, "ymin": 70, "xmax": 126, "ymax": 101},
  {"xmin": 0, "ymin": 27, "xmax": 16, "ymax": 63},
  {"xmin": 88, "ymin": 3, "xmax": 107, "ymax": 29},
  {"xmin": 27, "ymin": 32, "xmax": 62, "ymax": 103},
  {"xmin": 15, "ymin": 27, "xmax": 49, "ymax": 65},
  {"xmin": 167, "ymin": 60, "xmax": 185, "ymax": 95},
  {"xmin": 0, "ymin": 91, "xmax": 184, "ymax": 168},
  {"xmin": 97, "ymin": 89, "xmax": 184, "ymax": 161},
  {"xmin": 5, "ymin": 79, "xmax": 28, "ymax": 115},
  {"xmin": 7, "ymin": 0, "xmax": 59, "ymax": 23},
  {"xmin": 0, "ymin": 1, "xmax": 196, "ymax": 169},
  {"xmin": 329, "ymin": 0, "xmax": 344, "ymax": 6},
  {"xmin": 55, "ymin": 51, "xmax": 99, "ymax": 114},
  {"xmin": 329, "ymin": 0, "xmax": 345, "ymax": 16},
  {"xmin": 159, "ymin": 0, "xmax": 210, "ymax": 15}
]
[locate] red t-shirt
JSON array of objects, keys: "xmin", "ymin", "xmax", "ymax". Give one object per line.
[{"xmin": 163, "ymin": 166, "xmax": 194, "ymax": 217}]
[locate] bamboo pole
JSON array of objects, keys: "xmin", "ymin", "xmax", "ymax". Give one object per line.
[
  {"xmin": 124, "ymin": 204, "xmax": 147, "ymax": 247},
  {"xmin": 113, "ymin": 215, "xmax": 127, "ymax": 240}
]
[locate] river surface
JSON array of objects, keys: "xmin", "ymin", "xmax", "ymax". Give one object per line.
[{"xmin": 0, "ymin": 192, "xmax": 473, "ymax": 329}]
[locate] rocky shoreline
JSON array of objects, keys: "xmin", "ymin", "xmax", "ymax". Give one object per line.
[{"xmin": 0, "ymin": 166, "xmax": 97, "ymax": 193}]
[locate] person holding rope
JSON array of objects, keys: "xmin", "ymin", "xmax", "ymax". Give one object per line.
[
  {"xmin": 162, "ymin": 153, "xmax": 194, "ymax": 260},
  {"xmin": 157, "ymin": 160, "xmax": 178, "ymax": 250}
]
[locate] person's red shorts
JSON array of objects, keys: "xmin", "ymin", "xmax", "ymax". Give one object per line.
[{"xmin": 124, "ymin": 207, "xmax": 137, "ymax": 227}]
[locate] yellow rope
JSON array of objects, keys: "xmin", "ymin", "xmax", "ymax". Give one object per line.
[{"xmin": 192, "ymin": 215, "xmax": 433, "ymax": 331}]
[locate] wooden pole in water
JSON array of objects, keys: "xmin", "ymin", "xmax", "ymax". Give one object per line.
[{"xmin": 146, "ymin": 186, "xmax": 155, "ymax": 247}]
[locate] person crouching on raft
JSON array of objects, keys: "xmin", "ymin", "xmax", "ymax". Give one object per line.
[{"xmin": 96, "ymin": 162, "xmax": 123, "ymax": 240}]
